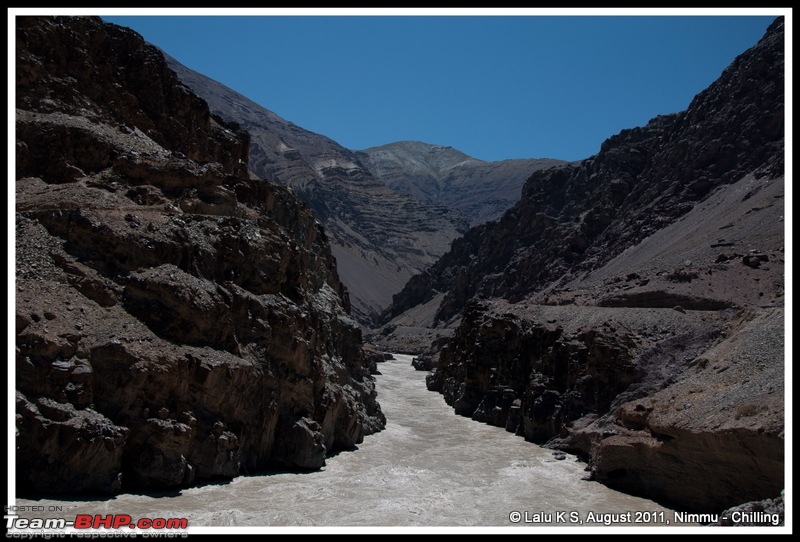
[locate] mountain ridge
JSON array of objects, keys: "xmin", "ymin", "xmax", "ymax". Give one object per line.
[
  {"xmin": 356, "ymin": 140, "xmax": 566, "ymax": 226},
  {"xmin": 164, "ymin": 54, "xmax": 563, "ymax": 324}
]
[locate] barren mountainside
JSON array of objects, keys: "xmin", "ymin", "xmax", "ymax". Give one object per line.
[
  {"xmin": 15, "ymin": 15, "xmax": 384, "ymax": 494},
  {"xmin": 356, "ymin": 141, "xmax": 566, "ymax": 226},
  {"xmin": 380, "ymin": 17, "xmax": 785, "ymax": 515}
]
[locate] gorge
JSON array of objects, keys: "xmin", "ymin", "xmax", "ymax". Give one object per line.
[
  {"xmin": 12, "ymin": 13, "xmax": 786, "ymax": 529},
  {"xmin": 14, "ymin": 355, "xmax": 682, "ymax": 528}
]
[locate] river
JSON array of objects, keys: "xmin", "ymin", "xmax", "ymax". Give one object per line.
[{"xmin": 12, "ymin": 354, "xmax": 683, "ymax": 531}]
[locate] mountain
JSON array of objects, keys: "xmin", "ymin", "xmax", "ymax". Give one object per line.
[
  {"xmin": 379, "ymin": 18, "xmax": 785, "ymax": 514},
  {"xmin": 165, "ymin": 59, "xmax": 564, "ymax": 326},
  {"xmin": 164, "ymin": 56, "xmax": 471, "ymax": 326},
  {"xmin": 15, "ymin": 15, "xmax": 384, "ymax": 494},
  {"xmin": 356, "ymin": 141, "xmax": 566, "ymax": 226}
]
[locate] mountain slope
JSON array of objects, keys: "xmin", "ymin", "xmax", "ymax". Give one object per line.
[
  {"xmin": 386, "ymin": 17, "xmax": 784, "ymax": 327},
  {"xmin": 164, "ymin": 56, "xmax": 470, "ymax": 326},
  {"xmin": 357, "ymin": 141, "xmax": 566, "ymax": 226},
  {"xmin": 382, "ymin": 17, "xmax": 785, "ymax": 514},
  {"xmin": 15, "ymin": 15, "xmax": 384, "ymax": 494}
]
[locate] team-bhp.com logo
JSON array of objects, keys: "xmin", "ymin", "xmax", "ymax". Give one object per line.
[{"xmin": 5, "ymin": 513, "xmax": 188, "ymax": 537}]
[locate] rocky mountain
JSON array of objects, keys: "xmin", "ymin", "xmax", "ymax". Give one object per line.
[
  {"xmin": 164, "ymin": 59, "xmax": 564, "ymax": 327},
  {"xmin": 15, "ymin": 15, "xmax": 384, "ymax": 495},
  {"xmin": 379, "ymin": 17, "xmax": 785, "ymax": 514},
  {"xmin": 163, "ymin": 56, "xmax": 471, "ymax": 327},
  {"xmin": 356, "ymin": 141, "xmax": 565, "ymax": 226}
]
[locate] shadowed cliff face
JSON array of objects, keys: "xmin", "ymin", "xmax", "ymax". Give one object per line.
[
  {"xmin": 15, "ymin": 16, "xmax": 384, "ymax": 495},
  {"xmin": 383, "ymin": 18, "xmax": 785, "ymax": 513}
]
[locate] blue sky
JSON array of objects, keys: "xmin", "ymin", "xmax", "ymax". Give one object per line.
[{"xmin": 102, "ymin": 11, "xmax": 779, "ymax": 162}]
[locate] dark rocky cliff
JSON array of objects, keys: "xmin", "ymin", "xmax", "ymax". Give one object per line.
[
  {"xmin": 386, "ymin": 18, "xmax": 785, "ymax": 513},
  {"xmin": 15, "ymin": 16, "xmax": 384, "ymax": 494}
]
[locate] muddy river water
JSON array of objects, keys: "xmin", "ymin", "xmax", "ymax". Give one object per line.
[{"xmin": 12, "ymin": 354, "xmax": 687, "ymax": 531}]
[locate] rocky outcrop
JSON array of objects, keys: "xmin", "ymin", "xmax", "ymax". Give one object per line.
[
  {"xmin": 430, "ymin": 298, "xmax": 783, "ymax": 512},
  {"xmin": 356, "ymin": 141, "xmax": 565, "ymax": 226},
  {"xmin": 15, "ymin": 16, "xmax": 384, "ymax": 495},
  {"xmin": 581, "ymin": 307, "xmax": 784, "ymax": 512},
  {"xmin": 428, "ymin": 300, "xmax": 727, "ymax": 442},
  {"xmin": 388, "ymin": 17, "xmax": 785, "ymax": 513}
]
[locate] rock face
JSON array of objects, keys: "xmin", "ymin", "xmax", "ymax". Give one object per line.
[
  {"xmin": 355, "ymin": 141, "xmax": 565, "ymax": 227},
  {"xmin": 386, "ymin": 18, "xmax": 785, "ymax": 513},
  {"xmin": 15, "ymin": 16, "xmax": 384, "ymax": 495}
]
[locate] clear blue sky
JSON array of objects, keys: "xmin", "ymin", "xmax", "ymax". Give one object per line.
[{"xmin": 103, "ymin": 12, "xmax": 777, "ymax": 162}]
